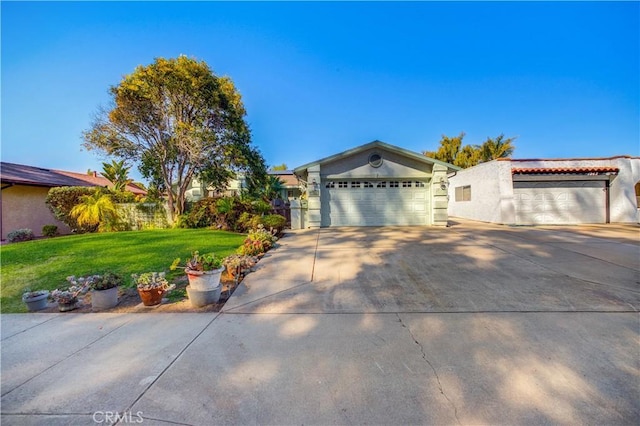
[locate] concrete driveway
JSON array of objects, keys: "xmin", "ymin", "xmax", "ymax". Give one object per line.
[{"xmin": 2, "ymin": 220, "xmax": 639, "ymax": 425}]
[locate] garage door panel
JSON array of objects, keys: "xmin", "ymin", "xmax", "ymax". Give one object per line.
[
  {"xmin": 513, "ymin": 181, "xmax": 606, "ymax": 225},
  {"xmin": 322, "ymin": 180, "xmax": 429, "ymax": 226}
]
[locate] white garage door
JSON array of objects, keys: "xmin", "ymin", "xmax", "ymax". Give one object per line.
[
  {"xmin": 321, "ymin": 180, "xmax": 429, "ymax": 226},
  {"xmin": 513, "ymin": 181, "xmax": 606, "ymax": 225}
]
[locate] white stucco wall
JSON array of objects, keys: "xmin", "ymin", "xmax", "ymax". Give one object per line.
[
  {"xmin": 449, "ymin": 156, "xmax": 640, "ymax": 224},
  {"xmin": 447, "ymin": 160, "xmax": 513, "ymax": 223}
]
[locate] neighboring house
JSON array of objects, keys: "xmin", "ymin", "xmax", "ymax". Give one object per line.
[
  {"xmin": 0, "ymin": 162, "xmax": 146, "ymax": 239},
  {"xmin": 448, "ymin": 156, "xmax": 640, "ymax": 225},
  {"xmin": 293, "ymin": 140, "xmax": 460, "ymax": 228},
  {"xmin": 268, "ymin": 170, "xmax": 302, "ymax": 200},
  {"xmin": 184, "ymin": 171, "xmax": 302, "ymax": 202}
]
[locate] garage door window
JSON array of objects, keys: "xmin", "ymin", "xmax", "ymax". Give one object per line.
[
  {"xmin": 415, "ymin": 181, "xmax": 425, "ymax": 187},
  {"xmin": 338, "ymin": 181, "xmax": 348, "ymax": 188},
  {"xmin": 364, "ymin": 182, "xmax": 374, "ymax": 188},
  {"xmin": 376, "ymin": 181, "xmax": 387, "ymax": 188},
  {"xmin": 351, "ymin": 181, "xmax": 361, "ymax": 188},
  {"xmin": 325, "ymin": 182, "xmax": 335, "ymax": 189},
  {"xmin": 389, "ymin": 181, "xmax": 399, "ymax": 188},
  {"xmin": 402, "ymin": 181, "xmax": 412, "ymax": 187}
]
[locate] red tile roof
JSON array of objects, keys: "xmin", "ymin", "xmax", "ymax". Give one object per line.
[
  {"xmin": 512, "ymin": 166, "xmax": 619, "ymax": 175},
  {"xmin": 56, "ymin": 170, "xmax": 146, "ymax": 195}
]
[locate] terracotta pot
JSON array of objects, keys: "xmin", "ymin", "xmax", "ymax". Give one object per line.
[{"xmin": 137, "ymin": 288, "xmax": 165, "ymax": 306}]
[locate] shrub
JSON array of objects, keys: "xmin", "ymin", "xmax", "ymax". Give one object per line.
[
  {"xmin": 251, "ymin": 199, "xmax": 272, "ymax": 215},
  {"xmin": 7, "ymin": 228, "xmax": 34, "ymax": 243},
  {"xmin": 237, "ymin": 212, "xmax": 262, "ymax": 232},
  {"xmin": 46, "ymin": 186, "xmax": 98, "ymax": 233},
  {"xmin": 185, "ymin": 198, "xmax": 219, "ymax": 228},
  {"xmin": 237, "ymin": 225, "xmax": 278, "ymax": 256},
  {"xmin": 70, "ymin": 192, "xmax": 122, "ymax": 232},
  {"xmin": 42, "ymin": 225, "xmax": 59, "ymax": 238},
  {"xmin": 261, "ymin": 214, "xmax": 287, "ymax": 234}
]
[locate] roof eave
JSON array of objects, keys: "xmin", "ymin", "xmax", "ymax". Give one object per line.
[{"xmin": 294, "ymin": 140, "xmax": 461, "ymax": 174}]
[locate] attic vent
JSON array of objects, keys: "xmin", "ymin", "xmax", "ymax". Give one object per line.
[{"xmin": 368, "ymin": 153, "xmax": 383, "ymax": 168}]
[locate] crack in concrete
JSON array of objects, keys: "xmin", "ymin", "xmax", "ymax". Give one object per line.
[{"xmin": 396, "ymin": 313, "xmax": 461, "ymax": 425}]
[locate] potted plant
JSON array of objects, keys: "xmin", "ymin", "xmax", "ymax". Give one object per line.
[
  {"xmin": 223, "ymin": 254, "xmax": 258, "ymax": 278},
  {"xmin": 22, "ymin": 289, "xmax": 50, "ymax": 312},
  {"xmin": 89, "ymin": 272, "xmax": 122, "ymax": 310},
  {"xmin": 51, "ymin": 277, "xmax": 92, "ymax": 312},
  {"xmin": 171, "ymin": 251, "xmax": 224, "ymax": 307},
  {"xmin": 171, "ymin": 251, "xmax": 224, "ymax": 291},
  {"xmin": 131, "ymin": 272, "xmax": 175, "ymax": 306}
]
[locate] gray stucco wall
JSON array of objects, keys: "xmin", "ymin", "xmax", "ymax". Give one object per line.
[{"xmin": 320, "ymin": 147, "xmax": 433, "ymax": 178}]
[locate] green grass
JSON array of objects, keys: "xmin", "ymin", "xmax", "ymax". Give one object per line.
[{"xmin": 0, "ymin": 229, "xmax": 245, "ymax": 313}]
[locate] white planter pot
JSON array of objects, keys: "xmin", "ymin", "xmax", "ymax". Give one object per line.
[
  {"xmin": 186, "ymin": 285, "xmax": 221, "ymax": 307},
  {"xmin": 91, "ymin": 287, "xmax": 118, "ymax": 310},
  {"xmin": 186, "ymin": 267, "xmax": 224, "ymax": 291}
]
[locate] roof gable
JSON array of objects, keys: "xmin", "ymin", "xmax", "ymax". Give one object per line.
[{"xmin": 294, "ymin": 140, "xmax": 460, "ymax": 174}]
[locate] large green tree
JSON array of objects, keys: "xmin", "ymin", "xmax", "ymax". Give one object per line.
[{"xmin": 83, "ymin": 56, "xmax": 267, "ymax": 219}]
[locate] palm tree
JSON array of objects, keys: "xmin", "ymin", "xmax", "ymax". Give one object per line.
[
  {"xmin": 70, "ymin": 192, "xmax": 120, "ymax": 232},
  {"xmin": 263, "ymin": 175, "xmax": 285, "ymax": 201},
  {"xmin": 101, "ymin": 160, "xmax": 133, "ymax": 192},
  {"xmin": 480, "ymin": 134, "xmax": 517, "ymax": 161}
]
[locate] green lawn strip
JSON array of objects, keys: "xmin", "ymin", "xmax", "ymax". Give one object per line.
[{"xmin": 0, "ymin": 229, "xmax": 245, "ymax": 313}]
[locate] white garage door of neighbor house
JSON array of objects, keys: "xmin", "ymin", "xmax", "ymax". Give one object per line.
[
  {"xmin": 513, "ymin": 180, "xmax": 606, "ymax": 225},
  {"xmin": 321, "ymin": 180, "xmax": 429, "ymax": 226}
]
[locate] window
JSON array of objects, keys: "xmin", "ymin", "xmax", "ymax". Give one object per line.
[
  {"xmin": 368, "ymin": 153, "xmax": 383, "ymax": 168},
  {"xmin": 402, "ymin": 181, "xmax": 412, "ymax": 188},
  {"xmin": 325, "ymin": 182, "xmax": 335, "ymax": 189},
  {"xmin": 415, "ymin": 181, "xmax": 425, "ymax": 187},
  {"xmin": 455, "ymin": 185, "xmax": 471, "ymax": 201},
  {"xmin": 351, "ymin": 181, "xmax": 361, "ymax": 188},
  {"xmin": 363, "ymin": 181, "xmax": 374, "ymax": 188},
  {"xmin": 376, "ymin": 181, "xmax": 387, "ymax": 188},
  {"xmin": 338, "ymin": 181, "xmax": 348, "ymax": 188},
  {"xmin": 389, "ymin": 181, "xmax": 399, "ymax": 188}
]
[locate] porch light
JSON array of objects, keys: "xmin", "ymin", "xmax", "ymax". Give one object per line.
[{"xmin": 439, "ymin": 177, "xmax": 448, "ymax": 191}]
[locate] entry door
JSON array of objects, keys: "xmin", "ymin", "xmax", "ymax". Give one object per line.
[{"xmin": 513, "ymin": 181, "xmax": 606, "ymax": 224}]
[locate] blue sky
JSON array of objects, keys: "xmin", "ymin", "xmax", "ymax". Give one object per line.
[{"xmin": 2, "ymin": 1, "xmax": 638, "ymax": 182}]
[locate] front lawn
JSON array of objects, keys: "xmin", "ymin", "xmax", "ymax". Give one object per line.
[{"xmin": 0, "ymin": 229, "xmax": 245, "ymax": 313}]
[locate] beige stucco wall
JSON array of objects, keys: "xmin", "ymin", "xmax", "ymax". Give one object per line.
[{"xmin": 1, "ymin": 185, "xmax": 71, "ymax": 239}]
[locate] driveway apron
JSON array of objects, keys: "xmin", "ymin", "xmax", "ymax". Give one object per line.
[{"xmin": 2, "ymin": 221, "xmax": 639, "ymax": 425}]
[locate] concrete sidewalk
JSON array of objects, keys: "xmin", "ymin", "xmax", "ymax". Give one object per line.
[{"xmin": 2, "ymin": 221, "xmax": 639, "ymax": 425}]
